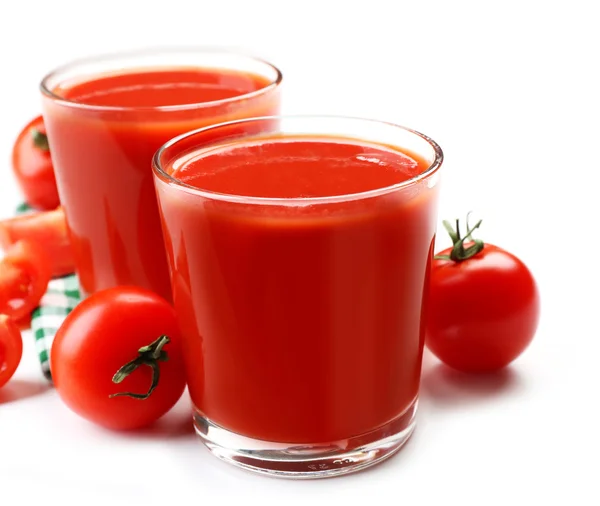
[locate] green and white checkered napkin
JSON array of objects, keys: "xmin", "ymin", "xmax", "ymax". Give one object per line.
[
  {"xmin": 16, "ymin": 203, "xmax": 82, "ymax": 381},
  {"xmin": 32, "ymin": 275, "xmax": 81, "ymax": 380}
]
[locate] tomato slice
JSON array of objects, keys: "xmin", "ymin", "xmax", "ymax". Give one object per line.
[
  {"xmin": 0, "ymin": 208, "xmax": 74, "ymax": 278},
  {"xmin": 0, "ymin": 314, "xmax": 23, "ymax": 388},
  {"xmin": 0, "ymin": 240, "xmax": 51, "ymax": 321}
]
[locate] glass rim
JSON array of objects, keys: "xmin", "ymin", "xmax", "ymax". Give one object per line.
[
  {"xmin": 39, "ymin": 46, "xmax": 283, "ymax": 113},
  {"xmin": 153, "ymin": 114, "xmax": 444, "ymax": 206}
]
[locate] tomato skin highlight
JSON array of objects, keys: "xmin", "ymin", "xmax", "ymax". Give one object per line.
[
  {"xmin": 0, "ymin": 208, "xmax": 75, "ymax": 279},
  {"xmin": 0, "ymin": 315, "xmax": 23, "ymax": 388},
  {"xmin": 0, "ymin": 240, "xmax": 52, "ymax": 321},
  {"xmin": 426, "ymin": 243, "xmax": 540, "ymax": 373},
  {"xmin": 12, "ymin": 116, "xmax": 60, "ymax": 211},
  {"xmin": 51, "ymin": 286, "xmax": 187, "ymax": 430}
]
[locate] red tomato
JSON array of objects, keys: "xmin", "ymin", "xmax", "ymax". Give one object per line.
[
  {"xmin": 15, "ymin": 313, "xmax": 32, "ymax": 331},
  {"xmin": 0, "ymin": 208, "xmax": 74, "ymax": 278},
  {"xmin": 0, "ymin": 240, "xmax": 51, "ymax": 321},
  {"xmin": 12, "ymin": 116, "xmax": 60, "ymax": 211},
  {"xmin": 51, "ymin": 286, "xmax": 186, "ymax": 430},
  {"xmin": 426, "ymin": 217, "xmax": 540, "ymax": 373},
  {"xmin": 0, "ymin": 315, "xmax": 23, "ymax": 388}
]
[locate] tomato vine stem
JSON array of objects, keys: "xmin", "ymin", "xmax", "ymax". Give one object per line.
[
  {"xmin": 109, "ymin": 335, "xmax": 170, "ymax": 400},
  {"xmin": 31, "ymin": 128, "xmax": 49, "ymax": 151},
  {"xmin": 434, "ymin": 213, "xmax": 485, "ymax": 262}
]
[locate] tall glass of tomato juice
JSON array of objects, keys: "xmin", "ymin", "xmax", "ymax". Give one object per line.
[
  {"xmin": 153, "ymin": 116, "xmax": 443, "ymax": 478},
  {"xmin": 40, "ymin": 49, "xmax": 282, "ymax": 299}
]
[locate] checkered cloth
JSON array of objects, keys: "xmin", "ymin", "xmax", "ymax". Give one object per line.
[
  {"xmin": 32, "ymin": 275, "xmax": 81, "ymax": 380},
  {"xmin": 16, "ymin": 203, "xmax": 81, "ymax": 381}
]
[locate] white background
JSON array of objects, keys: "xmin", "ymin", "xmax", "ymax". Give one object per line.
[{"xmin": 1, "ymin": 1, "xmax": 599, "ymax": 504}]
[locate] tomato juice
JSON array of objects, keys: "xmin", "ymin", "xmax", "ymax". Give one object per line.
[
  {"xmin": 154, "ymin": 119, "xmax": 442, "ymax": 445},
  {"xmin": 41, "ymin": 51, "xmax": 281, "ymax": 299}
]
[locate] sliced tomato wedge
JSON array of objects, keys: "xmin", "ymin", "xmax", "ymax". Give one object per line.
[
  {"xmin": 0, "ymin": 207, "xmax": 74, "ymax": 278},
  {"xmin": 0, "ymin": 240, "xmax": 51, "ymax": 321},
  {"xmin": 0, "ymin": 314, "xmax": 23, "ymax": 388}
]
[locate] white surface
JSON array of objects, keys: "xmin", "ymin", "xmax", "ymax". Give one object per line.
[{"xmin": 1, "ymin": 1, "xmax": 599, "ymax": 504}]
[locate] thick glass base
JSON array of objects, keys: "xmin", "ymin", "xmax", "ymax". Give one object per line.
[{"xmin": 193, "ymin": 398, "xmax": 417, "ymax": 479}]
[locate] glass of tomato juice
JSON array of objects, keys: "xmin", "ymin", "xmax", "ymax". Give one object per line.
[
  {"xmin": 40, "ymin": 49, "xmax": 282, "ymax": 300},
  {"xmin": 152, "ymin": 116, "xmax": 443, "ymax": 478}
]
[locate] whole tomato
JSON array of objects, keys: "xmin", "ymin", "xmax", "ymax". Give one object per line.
[
  {"xmin": 426, "ymin": 216, "xmax": 540, "ymax": 373},
  {"xmin": 12, "ymin": 115, "xmax": 60, "ymax": 210},
  {"xmin": 51, "ymin": 286, "xmax": 186, "ymax": 430}
]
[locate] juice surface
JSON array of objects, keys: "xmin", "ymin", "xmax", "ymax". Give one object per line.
[
  {"xmin": 57, "ymin": 68, "xmax": 269, "ymax": 107},
  {"xmin": 173, "ymin": 137, "xmax": 423, "ymax": 197},
  {"xmin": 43, "ymin": 67, "xmax": 279, "ymax": 299},
  {"xmin": 157, "ymin": 136, "xmax": 438, "ymax": 443}
]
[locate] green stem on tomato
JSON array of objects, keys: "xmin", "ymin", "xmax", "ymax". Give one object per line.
[
  {"xmin": 31, "ymin": 128, "xmax": 50, "ymax": 151},
  {"xmin": 434, "ymin": 212, "xmax": 485, "ymax": 262},
  {"xmin": 109, "ymin": 335, "xmax": 170, "ymax": 400}
]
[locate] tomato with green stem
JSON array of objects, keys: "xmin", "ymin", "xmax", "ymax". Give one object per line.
[
  {"xmin": 0, "ymin": 315, "xmax": 23, "ymax": 388},
  {"xmin": 51, "ymin": 286, "xmax": 186, "ymax": 430},
  {"xmin": 425, "ymin": 215, "xmax": 540, "ymax": 373},
  {"xmin": 12, "ymin": 116, "xmax": 60, "ymax": 211}
]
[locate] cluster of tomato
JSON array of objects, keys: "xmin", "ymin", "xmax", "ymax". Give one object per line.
[
  {"xmin": 1, "ymin": 116, "xmax": 72, "ymax": 389},
  {"xmin": 1, "ymin": 115, "xmax": 541, "ymax": 432},
  {"xmin": 1, "ymin": 116, "xmax": 187, "ymax": 429}
]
